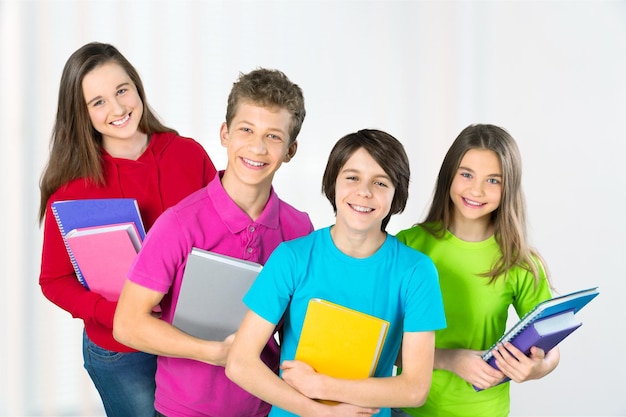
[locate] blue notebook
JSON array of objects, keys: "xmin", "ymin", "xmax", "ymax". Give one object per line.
[{"xmin": 51, "ymin": 198, "xmax": 146, "ymax": 288}]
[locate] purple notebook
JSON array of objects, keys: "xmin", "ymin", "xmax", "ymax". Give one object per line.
[{"xmin": 474, "ymin": 287, "xmax": 599, "ymax": 391}]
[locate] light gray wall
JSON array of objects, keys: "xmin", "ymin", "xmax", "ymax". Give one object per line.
[{"xmin": 1, "ymin": 1, "xmax": 624, "ymax": 415}]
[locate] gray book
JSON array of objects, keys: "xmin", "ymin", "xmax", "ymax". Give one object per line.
[{"xmin": 172, "ymin": 247, "xmax": 262, "ymax": 341}]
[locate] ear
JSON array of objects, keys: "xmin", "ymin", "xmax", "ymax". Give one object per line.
[
  {"xmin": 283, "ymin": 140, "xmax": 298, "ymax": 163},
  {"xmin": 219, "ymin": 122, "xmax": 229, "ymax": 147}
]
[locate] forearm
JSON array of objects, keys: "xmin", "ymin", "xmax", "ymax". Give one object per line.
[
  {"xmin": 313, "ymin": 372, "xmax": 430, "ymax": 408},
  {"xmin": 433, "ymin": 348, "xmax": 459, "ymax": 372},
  {"xmin": 114, "ymin": 311, "xmax": 226, "ymax": 364},
  {"xmin": 39, "ymin": 268, "xmax": 117, "ymax": 327},
  {"xmin": 227, "ymin": 356, "xmax": 327, "ymax": 417},
  {"xmin": 302, "ymin": 332, "xmax": 435, "ymax": 408},
  {"xmin": 113, "ymin": 281, "xmax": 229, "ymax": 366}
]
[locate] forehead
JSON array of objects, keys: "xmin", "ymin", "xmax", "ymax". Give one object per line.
[
  {"xmin": 341, "ymin": 147, "xmax": 388, "ymax": 176},
  {"xmin": 459, "ymin": 148, "xmax": 501, "ymax": 173},
  {"xmin": 82, "ymin": 62, "xmax": 132, "ymax": 94},
  {"xmin": 232, "ymin": 102, "xmax": 291, "ymax": 128}
]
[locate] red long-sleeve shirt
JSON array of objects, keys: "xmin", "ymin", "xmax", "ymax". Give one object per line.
[{"xmin": 39, "ymin": 132, "xmax": 217, "ymax": 352}]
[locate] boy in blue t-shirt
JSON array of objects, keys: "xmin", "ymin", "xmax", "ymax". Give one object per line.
[{"xmin": 227, "ymin": 129, "xmax": 446, "ymax": 417}]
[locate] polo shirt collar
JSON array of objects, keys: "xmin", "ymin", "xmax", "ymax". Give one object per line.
[{"xmin": 207, "ymin": 171, "xmax": 280, "ymax": 234}]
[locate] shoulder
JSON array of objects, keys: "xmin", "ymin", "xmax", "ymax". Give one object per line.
[
  {"xmin": 151, "ymin": 131, "xmax": 208, "ymax": 158},
  {"xmin": 396, "ymin": 223, "xmax": 430, "ymax": 242},
  {"xmin": 388, "ymin": 234, "xmax": 437, "ymax": 270},
  {"xmin": 276, "ymin": 227, "xmax": 320, "ymax": 250},
  {"xmin": 277, "ymin": 197, "xmax": 310, "ymax": 220},
  {"xmin": 165, "ymin": 186, "xmax": 212, "ymax": 218},
  {"xmin": 276, "ymin": 198, "xmax": 314, "ymax": 238},
  {"xmin": 47, "ymin": 177, "xmax": 110, "ymax": 203}
]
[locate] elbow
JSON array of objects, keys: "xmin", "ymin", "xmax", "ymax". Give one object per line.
[
  {"xmin": 406, "ymin": 385, "xmax": 430, "ymax": 408},
  {"xmin": 112, "ymin": 312, "xmax": 132, "ymax": 346},
  {"xmin": 225, "ymin": 354, "xmax": 245, "ymax": 387}
]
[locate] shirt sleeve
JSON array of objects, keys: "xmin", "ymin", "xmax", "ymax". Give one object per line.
[
  {"xmin": 243, "ymin": 242, "xmax": 295, "ymax": 325},
  {"xmin": 402, "ymin": 252, "xmax": 447, "ymax": 333},
  {"xmin": 128, "ymin": 207, "xmax": 191, "ymax": 294},
  {"xmin": 39, "ymin": 198, "xmax": 117, "ymax": 328}
]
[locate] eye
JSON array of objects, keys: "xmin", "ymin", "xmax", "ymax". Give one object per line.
[
  {"xmin": 267, "ymin": 133, "xmax": 283, "ymax": 142},
  {"xmin": 241, "ymin": 127, "xmax": 252, "ymax": 133},
  {"xmin": 117, "ymin": 88, "xmax": 128, "ymax": 96},
  {"xmin": 92, "ymin": 99, "xmax": 105, "ymax": 107},
  {"xmin": 346, "ymin": 175, "xmax": 358, "ymax": 181},
  {"xmin": 374, "ymin": 180, "xmax": 388, "ymax": 188},
  {"xmin": 461, "ymin": 172, "xmax": 472, "ymax": 179},
  {"xmin": 487, "ymin": 178, "xmax": 501, "ymax": 185}
]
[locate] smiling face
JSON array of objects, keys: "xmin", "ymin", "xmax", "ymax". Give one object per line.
[
  {"xmin": 449, "ymin": 148, "xmax": 503, "ymax": 228},
  {"xmin": 333, "ymin": 147, "xmax": 395, "ymax": 239},
  {"xmin": 220, "ymin": 102, "xmax": 296, "ymax": 194},
  {"xmin": 82, "ymin": 62, "xmax": 145, "ymax": 150}
]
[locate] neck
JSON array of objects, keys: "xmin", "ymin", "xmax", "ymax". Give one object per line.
[
  {"xmin": 103, "ymin": 133, "xmax": 149, "ymax": 160},
  {"xmin": 220, "ymin": 172, "xmax": 272, "ymax": 221},
  {"xmin": 448, "ymin": 217, "xmax": 494, "ymax": 242},
  {"xmin": 330, "ymin": 224, "xmax": 386, "ymax": 259}
]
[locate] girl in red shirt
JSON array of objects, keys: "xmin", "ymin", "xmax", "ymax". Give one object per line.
[{"xmin": 38, "ymin": 42, "xmax": 216, "ymax": 416}]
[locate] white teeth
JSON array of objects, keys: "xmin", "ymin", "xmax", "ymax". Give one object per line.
[
  {"xmin": 243, "ymin": 158, "xmax": 265, "ymax": 167},
  {"xmin": 111, "ymin": 114, "xmax": 130, "ymax": 126},
  {"xmin": 464, "ymin": 198, "xmax": 483, "ymax": 206},
  {"xmin": 352, "ymin": 205, "xmax": 373, "ymax": 213}
]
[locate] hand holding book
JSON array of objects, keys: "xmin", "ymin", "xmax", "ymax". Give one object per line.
[{"xmin": 475, "ymin": 287, "xmax": 599, "ymax": 391}]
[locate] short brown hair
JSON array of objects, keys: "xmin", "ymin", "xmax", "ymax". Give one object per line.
[
  {"xmin": 322, "ymin": 129, "xmax": 410, "ymax": 231},
  {"xmin": 225, "ymin": 68, "xmax": 306, "ymax": 144}
]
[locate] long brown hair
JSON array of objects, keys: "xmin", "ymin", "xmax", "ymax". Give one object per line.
[
  {"xmin": 422, "ymin": 124, "xmax": 548, "ymax": 284},
  {"xmin": 38, "ymin": 42, "xmax": 176, "ymax": 222}
]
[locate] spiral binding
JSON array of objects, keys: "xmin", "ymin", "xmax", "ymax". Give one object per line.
[{"xmin": 51, "ymin": 205, "xmax": 90, "ymax": 289}]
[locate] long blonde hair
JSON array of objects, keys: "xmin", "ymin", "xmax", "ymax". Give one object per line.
[{"xmin": 422, "ymin": 124, "xmax": 548, "ymax": 284}]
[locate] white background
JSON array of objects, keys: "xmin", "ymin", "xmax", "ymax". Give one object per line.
[{"xmin": 1, "ymin": 1, "xmax": 624, "ymax": 416}]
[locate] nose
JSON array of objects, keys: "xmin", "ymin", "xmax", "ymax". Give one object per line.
[
  {"xmin": 469, "ymin": 180, "xmax": 484, "ymax": 196},
  {"xmin": 357, "ymin": 182, "xmax": 373, "ymax": 197},
  {"xmin": 248, "ymin": 134, "xmax": 268, "ymax": 154},
  {"xmin": 110, "ymin": 97, "xmax": 125, "ymax": 115}
]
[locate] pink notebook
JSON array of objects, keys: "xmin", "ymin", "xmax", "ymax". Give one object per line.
[{"xmin": 66, "ymin": 222, "xmax": 141, "ymax": 301}]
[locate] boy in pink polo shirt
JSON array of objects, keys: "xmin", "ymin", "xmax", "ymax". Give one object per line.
[{"xmin": 113, "ymin": 68, "xmax": 313, "ymax": 417}]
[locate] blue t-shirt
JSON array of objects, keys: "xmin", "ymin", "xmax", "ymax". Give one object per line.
[{"xmin": 244, "ymin": 227, "xmax": 447, "ymax": 417}]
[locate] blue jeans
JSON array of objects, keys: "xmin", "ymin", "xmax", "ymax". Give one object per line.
[
  {"xmin": 391, "ymin": 409, "xmax": 412, "ymax": 417},
  {"xmin": 82, "ymin": 330, "xmax": 157, "ymax": 417}
]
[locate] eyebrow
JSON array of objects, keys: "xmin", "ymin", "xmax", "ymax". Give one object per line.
[
  {"xmin": 341, "ymin": 167, "xmax": 392, "ymax": 181},
  {"xmin": 85, "ymin": 82, "xmax": 131, "ymax": 106},
  {"xmin": 458, "ymin": 166, "xmax": 502, "ymax": 178}
]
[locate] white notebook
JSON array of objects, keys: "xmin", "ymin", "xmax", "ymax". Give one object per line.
[{"xmin": 172, "ymin": 247, "xmax": 262, "ymax": 341}]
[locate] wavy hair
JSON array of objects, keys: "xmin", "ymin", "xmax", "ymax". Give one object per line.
[{"xmin": 225, "ymin": 68, "xmax": 305, "ymax": 144}]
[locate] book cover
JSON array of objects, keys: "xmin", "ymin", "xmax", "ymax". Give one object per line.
[
  {"xmin": 486, "ymin": 310, "xmax": 583, "ymax": 371},
  {"xmin": 481, "ymin": 287, "xmax": 599, "ymax": 364},
  {"xmin": 66, "ymin": 222, "xmax": 141, "ymax": 301},
  {"xmin": 475, "ymin": 287, "xmax": 599, "ymax": 391},
  {"xmin": 172, "ymin": 248, "xmax": 263, "ymax": 341},
  {"xmin": 295, "ymin": 298, "xmax": 389, "ymax": 382},
  {"xmin": 51, "ymin": 198, "xmax": 146, "ymax": 286}
]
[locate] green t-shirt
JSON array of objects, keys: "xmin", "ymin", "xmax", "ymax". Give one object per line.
[{"xmin": 396, "ymin": 223, "xmax": 552, "ymax": 417}]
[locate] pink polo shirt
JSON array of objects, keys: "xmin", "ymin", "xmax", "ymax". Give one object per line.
[{"xmin": 128, "ymin": 171, "xmax": 313, "ymax": 417}]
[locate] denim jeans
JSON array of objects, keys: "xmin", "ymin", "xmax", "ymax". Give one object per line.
[
  {"xmin": 82, "ymin": 330, "xmax": 157, "ymax": 417},
  {"xmin": 391, "ymin": 408, "xmax": 413, "ymax": 417}
]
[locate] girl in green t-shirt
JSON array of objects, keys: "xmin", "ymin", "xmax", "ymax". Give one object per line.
[{"xmin": 394, "ymin": 124, "xmax": 559, "ymax": 417}]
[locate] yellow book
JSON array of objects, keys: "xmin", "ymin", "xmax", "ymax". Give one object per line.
[{"xmin": 295, "ymin": 298, "xmax": 389, "ymax": 380}]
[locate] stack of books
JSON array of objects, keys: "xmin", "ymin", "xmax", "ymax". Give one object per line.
[{"xmin": 52, "ymin": 198, "xmax": 146, "ymax": 301}]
